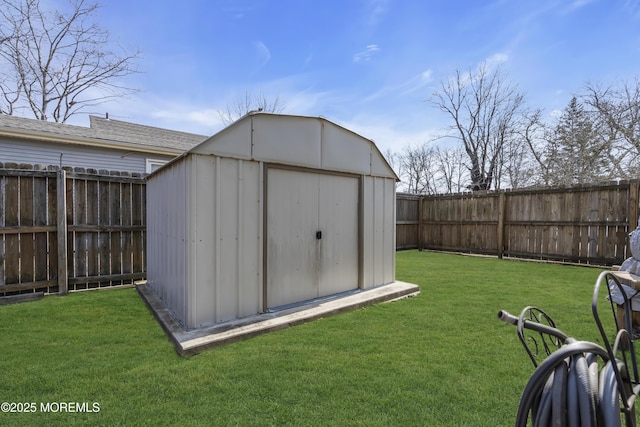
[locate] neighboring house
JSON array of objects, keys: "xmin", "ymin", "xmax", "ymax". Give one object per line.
[{"xmin": 0, "ymin": 114, "xmax": 208, "ymax": 174}]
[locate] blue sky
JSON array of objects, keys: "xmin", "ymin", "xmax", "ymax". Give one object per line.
[{"xmin": 74, "ymin": 0, "xmax": 640, "ymax": 153}]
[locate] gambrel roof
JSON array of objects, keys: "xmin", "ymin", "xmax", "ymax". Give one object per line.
[{"xmin": 187, "ymin": 112, "xmax": 398, "ymax": 180}]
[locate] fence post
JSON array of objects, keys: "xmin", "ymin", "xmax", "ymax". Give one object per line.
[
  {"xmin": 497, "ymin": 192, "xmax": 506, "ymax": 259},
  {"xmin": 630, "ymin": 180, "xmax": 639, "ymax": 231},
  {"xmin": 417, "ymin": 196, "xmax": 423, "ymax": 250},
  {"xmin": 57, "ymin": 169, "xmax": 68, "ymax": 295}
]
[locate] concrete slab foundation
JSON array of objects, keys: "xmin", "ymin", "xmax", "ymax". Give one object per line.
[{"xmin": 137, "ymin": 281, "xmax": 420, "ymax": 356}]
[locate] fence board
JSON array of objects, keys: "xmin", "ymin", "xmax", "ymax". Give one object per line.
[
  {"xmin": 132, "ymin": 183, "xmax": 144, "ymax": 273},
  {"xmin": 4, "ymin": 176, "xmax": 19, "ymax": 285},
  {"xmin": 86, "ymin": 179, "xmax": 98, "ymax": 279},
  {"xmin": 74, "ymin": 178, "xmax": 88, "ymax": 282},
  {"xmin": 19, "ymin": 177, "xmax": 34, "ymax": 283},
  {"xmin": 109, "ymin": 181, "xmax": 122, "ymax": 284},
  {"xmin": 98, "ymin": 180, "xmax": 110, "ymax": 282},
  {"xmin": 47, "ymin": 175, "xmax": 58, "ymax": 292},
  {"xmin": 33, "ymin": 177, "xmax": 48, "ymax": 283}
]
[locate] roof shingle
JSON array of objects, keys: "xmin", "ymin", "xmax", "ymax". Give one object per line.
[{"xmin": 0, "ymin": 114, "xmax": 208, "ymax": 153}]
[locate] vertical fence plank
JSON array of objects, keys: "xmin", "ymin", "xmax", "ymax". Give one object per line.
[
  {"xmin": 497, "ymin": 192, "xmax": 505, "ymax": 258},
  {"xmin": 33, "ymin": 176, "xmax": 48, "ymax": 283},
  {"xmin": 132, "ymin": 183, "xmax": 144, "ymax": 274},
  {"xmin": 85, "ymin": 178, "xmax": 98, "ymax": 287},
  {"xmin": 65, "ymin": 174, "xmax": 75, "ymax": 286},
  {"xmin": 74, "ymin": 177, "xmax": 87, "ymax": 289},
  {"xmin": 121, "ymin": 182, "xmax": 132, "ymax": 275},
  {"xmin": 19, "ymin": 176, "xmax": 34, "ymax": 284},
  {"xmin": 98, "ymin": 179, "xmax": 110, "ymax": 285},
  {"xmin": 57, "ymin": 170, "xmax": 68, "ymax": 295},
  {"xmin": 4, "ymin": 176, "xmax": 19, "ymax": 285},
  {"xmin": 109, "ymin": 180, "xmax": 122, "ymax": 285},
  {"xmin": 630, "ymin": 181, "xmax": 639, "ymax": 231},
  {"xmin": 48, "ymin": 175, "xmax": 58, "ymax": 292}
]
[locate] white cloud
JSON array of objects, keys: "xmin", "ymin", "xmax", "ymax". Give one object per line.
[
  {"xmin": 253, "ymin": 40, "xmax": 271, "ymax": 69},
  {"xmin": 484, "ymin": 52, "xmax": 510, "ymax": 68},
  {"xmin": 339, "ymin": 114, "xmax": 439, "ymax": 154},
  {"xmin": 353, "ymin": 44, "xmax": 381, "ymax": 62},
  {"xmin": 363, "ymin": 0, "xmax": 390, "ymax": 27},
  {"xmin": 364, "ymin": 68, "xmax": 433, "ymax": 102}
]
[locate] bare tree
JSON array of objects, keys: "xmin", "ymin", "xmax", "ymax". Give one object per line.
[
  {"xmin": 582, "ymin": 78, "xmax": 640, "ymax": 178},
  {"xmin": 0, "ymin": 0, "xmax": 140, "ymax": 122},
  {"xmin": 494, "ymin": 110, "xmax": 542, "ymax": 189},
  {"xmin": 218, "ymin": 91, "xmax": 285, "ymax": 125},
  {"xmin": 584, "ymin": 79, "xmax": 640, "ymax": 150},
  {"xmin": 382, "ymin": 148, "xmax": 400, "ymax": 177},
  {"xmin": 434, "ymin": 145, "xmax": 466, "ymax": 194},
  {"xmin": 518, "ymin": 108, "xmax": 554, "ymax": 186},
  {"xmin": 397, "ymin": 143, "xmax": 439, "ymax": 194},
  {"xmin": 432, "ymin": 63, "xmax": 526, "ymax": 191}
]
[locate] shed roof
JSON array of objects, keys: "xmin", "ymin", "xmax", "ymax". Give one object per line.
[
  {"xmin": 0, "ymin": 114, "xmax": 207, "ymax": 155},
  {"xmin": 188, "ymin": 112, "xmax": 398, "ymax": 180}
]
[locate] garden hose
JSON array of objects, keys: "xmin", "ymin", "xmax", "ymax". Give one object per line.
[
  {"xmin": 567, "ymin": 357, "xmax": 578, "ymax": 427},
  {"xmin": 530, "ymin": 353, "xmax": 622, "ymax": 427},
  {"xmin": 517, "ymin": 349, "xmax": 626, "ymax": 426},
  {"xmin": 551, "ymin": 360, "xmax": 567, "ymax": 426},
  {"xmin": 574, "ymin": 353, "xmax": 597, "ymax": 426},
  {"xmin": 499, "ymin": 310, "xmax": 634, "ymax": 426},
  {"xmin": 598, "ymin": 360, "xmax": 625, "ymax": 427}
]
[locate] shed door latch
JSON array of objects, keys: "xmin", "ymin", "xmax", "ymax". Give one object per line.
[{"xmin": 316, "ymin": 230, "xmax": 322, "ymax": 240}]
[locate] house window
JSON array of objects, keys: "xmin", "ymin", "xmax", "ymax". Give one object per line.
[{"xmin": 146, "ymin": 158, "xmax": 167, "ymax": 173}]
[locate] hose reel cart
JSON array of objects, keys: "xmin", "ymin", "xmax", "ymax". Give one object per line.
[{"xmin": 499, "ymin": 270, "xmax": 640, "ymax": 426}]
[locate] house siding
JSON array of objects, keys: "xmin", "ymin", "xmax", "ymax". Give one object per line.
[{"xmin": 0, "ymin": 137, "xmax": 174, "ymax": 174}]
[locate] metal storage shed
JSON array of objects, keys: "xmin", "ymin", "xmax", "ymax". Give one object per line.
[{"xmin": 145, "ymin": 112, "xmax": 415, "ymax": 335}]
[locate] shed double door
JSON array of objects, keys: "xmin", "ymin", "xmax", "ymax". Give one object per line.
[{"xmin": 266, "ymin": 168, "xmax": 359, "ymax": 309}]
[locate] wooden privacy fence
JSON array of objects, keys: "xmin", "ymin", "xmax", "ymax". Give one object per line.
[
  {"xmin": 396, "ymin": 180, "xmax": 640, "ymax": 266},
  {"xmin": 0, "ymin": 166, "xmax": 146, "ymax": 296}
]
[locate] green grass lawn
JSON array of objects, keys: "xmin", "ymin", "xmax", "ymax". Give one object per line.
[{"xmin": 0, "ymin": 251, "xmax": 616, "ymax": 426}]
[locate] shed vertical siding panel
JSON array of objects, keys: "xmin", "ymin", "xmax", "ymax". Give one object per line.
[
  {"xmin": 362, "ymin": 177, "xmax": 374, "ymax": 289},
  {"xmin": 147, "ymin": 159, "xmax": 189, "ymax": 325},
  {"xmin": 190, "ymin": 155, "xmax": 216, "ymax": 328},
  {"xmin": 361, "ymin": 176, "xmax": 394, "ymax": 288},
  {"xmin": 372, "ymin": 178, "xmax": 385, "ymax": 285},
  {"xmin": 383, "ymin": 178, "xmax": 396, "ymax": 284},
  {"xmin": 237, "ymin": 160, "xmax": 262, "ymax": 317},
  {"xmin": 190, "ymin": 156, "xmax": 263, "ymax": 327},
  {"xmin": 216, "ymin": 157, "xmax": 240, "ymax": 323}
]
